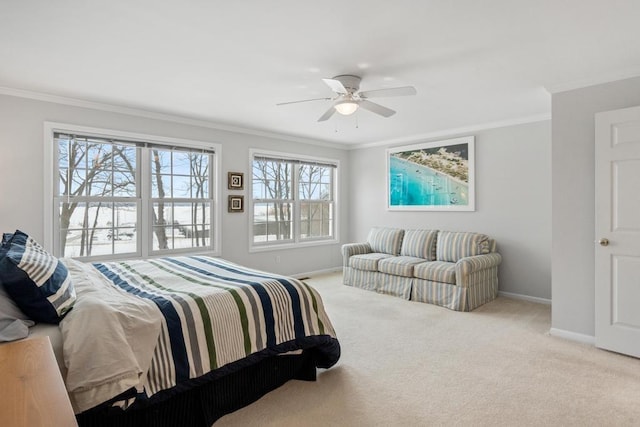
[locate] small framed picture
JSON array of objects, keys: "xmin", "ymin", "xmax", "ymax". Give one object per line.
[
  {"xmin": 228, "ymin": 195, "xmax": 244, "ymax": 213},
  {"xmin": 228, "ymin": 172, "xmax": 244, "ymax": 190}
]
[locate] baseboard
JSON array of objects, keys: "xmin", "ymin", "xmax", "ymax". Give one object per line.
[
  {"xmin": 549, "ymin": 328, "xmax": 596, "ymax": 345},
  {"xmin": 498, "ymin": 290, "xmax": 551, "ymax": 305},
  {"xmin": 293, "ymin": 267, "xmax": 342, "ymax": 279}
]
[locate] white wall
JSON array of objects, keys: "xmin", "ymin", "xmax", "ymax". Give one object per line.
[
  {"xmin": 348, "ymin": 121, "xmax": 552, "ymax": 300},
  {"xmin": 0, "ymin": 94, "xmax": 349, "ymax": 276},
  {"xmin": 551, "ymin": 76, "xmax": 640, "ymax": 337},
  {"xmin": 6, "ymin": 74, "xmax": 640, "ymax": 331},
  {"xmin": 0, "ymin": 93, "xmax": 554, "ymax": 301}
]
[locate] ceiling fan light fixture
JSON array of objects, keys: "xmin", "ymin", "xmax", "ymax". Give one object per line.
[
  {"xmin": 334, "ymin": 100, "xmax": 359, "ymax": 116},
  {"xmin": 277, "ymin": 75, "xmax": 415, "ymax": 122}
]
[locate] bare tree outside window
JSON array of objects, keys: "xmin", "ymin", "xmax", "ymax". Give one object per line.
[
  {"xmin": 151, "ymin": 149, "xmax": 168, "ymax": 250},
  {"xmin": 54, "ymin": 131, "xmax": 215, "ymax": 259},
  {"xmin": 58, "ymin": 137, "xmax": 136, "ymax": 257},
  {"xmin": 151, "ymin": 149, "xmax": 211, "ymax": 251},
  {"xmin": 190, "ymin": 153, "xmax": 210, "ymax": 247},
  {"xmin": 299, "ymin": 164, "xmax": 333, "ymax": 239},
  {"xmin": 252, "ymin": 159, "xmax": 293, "ymax": 243},
  {"xmin": 252, "ymin": 156, "xmax": 335, "ymax": 245}
]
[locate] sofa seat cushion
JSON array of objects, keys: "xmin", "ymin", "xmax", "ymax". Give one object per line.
[
  {"xmin": 350, "ymin": 253, "xmax": 394, "ymax": 271},
  {"xmin": 378, "ymin": 256, "xmax": 425, "ymax": 278},
  {"xmin": 413, "ymin": 261, "xmax": 457, "ymax": 284}
]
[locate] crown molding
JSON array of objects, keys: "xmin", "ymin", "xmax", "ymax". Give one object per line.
[
  {"xmin": 0, "ymin": 85, "xmax": 554, "ymax": 152},
  {"xmin": 347, "ymin": 113, "xmax": 551, "ymax": 150},
  {"xmin": 0, "ymin": 86, "xmax": 347, "ymax": 150},
  {"xmin": 545, "ymin": 68, "xmax": 640, "ymax": 94}
]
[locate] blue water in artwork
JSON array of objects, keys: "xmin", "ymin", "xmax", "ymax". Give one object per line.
[{"xmin": 389, "ymin": 156, "xmax": 469, "ymax": 206}]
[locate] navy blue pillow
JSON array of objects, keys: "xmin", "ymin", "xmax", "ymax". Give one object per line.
[{"xmin": 0, "ymin": 230, "xmax": 75, "ymax": 324}]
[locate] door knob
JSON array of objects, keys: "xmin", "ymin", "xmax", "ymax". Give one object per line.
[{"xmin": 598, "ymin": 238, "xmax": 609, "ymax": 247}]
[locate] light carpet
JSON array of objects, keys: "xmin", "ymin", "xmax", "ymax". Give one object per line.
[{"xmin": 216, "ymin": 272, "xmax": 640, "ymax": 426}]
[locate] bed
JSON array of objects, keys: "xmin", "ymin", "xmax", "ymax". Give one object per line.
[{"xmin": 0, "ymin": 231, "xmax": 340, "ymax": 426}]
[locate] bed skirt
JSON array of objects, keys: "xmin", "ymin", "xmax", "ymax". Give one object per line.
[{"xmin": 76, "ymin": 350, "xmax": 318, "ymax": 427}]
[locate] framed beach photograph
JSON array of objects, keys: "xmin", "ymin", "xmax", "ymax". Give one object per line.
[
  {"xmin": 228, "ymin": 195, "xmax": 244, "ymax": 212},
  {"xmin": 227, "ymin": 172, "xmax": 244, "ymax": 190},
  {"xmin": 387, "ymin": 136, "xmax": 475, "ymax": 211}
]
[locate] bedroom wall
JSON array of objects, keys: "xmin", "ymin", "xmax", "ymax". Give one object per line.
[
  {"xmin": 348, "ymin": 120, "xmax": 552, "ymax": 300},
  {"xmin": 551, "ymin": 76, "xmax": 640, "ymax": 339},
  {"xmin": 0, "ymin": 93, "xmax": 349, "ymax": 276}
]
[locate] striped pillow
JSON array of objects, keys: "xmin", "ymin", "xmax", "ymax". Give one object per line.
[
  {"xmin": 400, "ymin": 229, "xmax": 438, "ymax": 260},
  {"xmin": 366, "ymin": 227, "xmax": 405, "ymax": 255},
  {"xmin": 0, "ymin": 231, "xmax": 75, "ymax": 324},
  {"xmin": 436, "ymin": 231, "xmax": 490, "ymax": 263}
]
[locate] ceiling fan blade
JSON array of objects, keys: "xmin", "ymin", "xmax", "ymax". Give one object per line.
[
  {"xmin": 276, "ymin": 97, "xmax": 332, "ymax": 106},
  {"xmin": 322, "ymin": 78, "xmax": 348, "ymax": 95},
  {"xmin": 359, "ymin": 100, "xmax": 396, "ymax": 117},
  {"xmin": 359, "ymin": 86, "xmax": 417, "ymax": 99},
  {"xmin": 317, "ymin": 105, "xmax": 337, "ymax": 122}
]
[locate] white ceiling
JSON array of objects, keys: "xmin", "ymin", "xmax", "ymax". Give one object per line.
[{"xmin": 2, "ymin": 1, "xmax": 640, "ymax": 147}]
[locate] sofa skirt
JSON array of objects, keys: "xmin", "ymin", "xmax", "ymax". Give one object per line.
[
  {"xmin": 411, "ymin": 278, "xmax": 466, "ymax": 310},
  {"xmin": 343, "ymin": 267, "xmax": 378, "ymax": 292},
  {"xmin": 464, "ymin": 272, "xmax": 499, "ymax": 311},
  {"xmin": 344, "ymin": 267, "xmax": 498, "ymax": 312},
  {"xmin": 343, "ymin": 267, "xmax": 412, "ymax": 299}
]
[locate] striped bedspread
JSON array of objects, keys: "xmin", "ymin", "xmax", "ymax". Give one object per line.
[
  {"xmin": 61, "ymin": 256, "xmax": 340, "ymax": 413},
  {"xmin": 94, "ymin": 256, "xmax": 340, "ymax": 397}
]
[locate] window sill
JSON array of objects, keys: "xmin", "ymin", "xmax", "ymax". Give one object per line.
[
  {"xmin": 249, "ymin": 238, "xmax": 339, "ymax": 253},
  {"xmin": 67, "ymin": 248, "xmax": 221, "ymax": 263}
]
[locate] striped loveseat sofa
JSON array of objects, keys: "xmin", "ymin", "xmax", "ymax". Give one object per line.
[{"xmin": 341, "ymin": 227, "xmax": 501, "ymax": 311}]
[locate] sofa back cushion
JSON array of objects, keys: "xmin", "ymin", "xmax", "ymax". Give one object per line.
[
  {"xmin": 400, "ymin": 229, "xmax": 438, "ymax": 260},
  {"xmin": 366, "ymin": 227, "xmax": 405, "ymax": 255},
  {"xmin": 436, "ymin": 231, "xmax": 491, "ymax": 262}
]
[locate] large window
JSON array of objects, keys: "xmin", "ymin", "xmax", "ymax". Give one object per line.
[
  {"xmin": 251, "ymin": 151, "xmax": 337, "ymax": 248},
  {"xmin": 48, "ymin": 125, "xmax": 218, "ymax": 260},
  {"xmin": 150, "ymin": 148, "xmax": 212, "ymax": 252}
]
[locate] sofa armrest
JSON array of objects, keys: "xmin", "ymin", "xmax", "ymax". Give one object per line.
[
  {"xmin": 455, "ymin": 253, "xmax": 502, "ymax": 288},
  {"xmin": 341, "ymin": 243, "xmax": 372, "ymax": 267}
]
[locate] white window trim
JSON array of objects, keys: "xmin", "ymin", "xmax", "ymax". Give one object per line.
[
  {"xmin": 43, "ymin": 121, "xmax": 222, "ymax": 259},
  {"xmin": 248, "ymin": 148, "xmax": 340, "ymax": 252}
]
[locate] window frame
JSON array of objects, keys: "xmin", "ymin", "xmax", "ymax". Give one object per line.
[
  {"xmin": 147, "ymin": 147, "xmax": 215, "ymax": 256},
  {"xmin": 248, "ymin": 149, "xmax": 339, "ymax": 252},
  {"xmin": 44, "ymin": 122, "xmax": 221, "ymax": 260}
]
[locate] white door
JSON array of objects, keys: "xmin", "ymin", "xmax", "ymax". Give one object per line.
[{"xmin": 595, "ymin": 105, "xmax": 640, "ymax": 358}]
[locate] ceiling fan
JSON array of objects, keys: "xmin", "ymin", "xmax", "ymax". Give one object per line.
[{"xmin": 277, "ymin": 75, "xmax": 417, "ymax": 122}]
